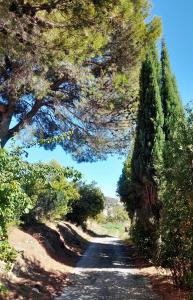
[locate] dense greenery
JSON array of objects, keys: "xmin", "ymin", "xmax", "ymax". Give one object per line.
[
  {"xmin": 0, "ymin": 0, "xmax": 161, "ymax": 161},
  {"xmin": 160, "ymin": 40, "xmax": 184, "ymax": 139},
  {"xmin": 0, "ymin": 148, "xmax": 32, "ymax": 237},
  {"xmin": 118, "ymin": 46, "xmax": 164, "ymax": 257},
  {"xmin": 0, "ymin": 0, "xmax": 161, "ymax": 276},
  {"xmin": 159, "ymin": 112, "xmax": 193, "ymax": 287},
  {"xmin": 0, "ymin": 148, "xmax": 104, "ymax": 267},
  {"xmin": 131, "ymin": 46, "xmax": 164, "ymax": 213},
  {"xmin": 95, "ymin": 198, "xmax": 129, "ymax": 223},
  {"xmin": 22, "ymin": 160, "xmax": 82, "ymax": 223},
  {"xmin": 118, "ymin": 42, "xmax": 193, "ymax": 288},
  {"xmin": 67, "ymin": 182, "xmax": 105, "ymax": 225}
]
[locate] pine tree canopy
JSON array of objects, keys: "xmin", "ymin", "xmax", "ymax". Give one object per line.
[{"xmin": 0, "ymin": 0, "xmax": 161, "ymax": 161}]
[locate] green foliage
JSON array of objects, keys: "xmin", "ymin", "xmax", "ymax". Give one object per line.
[
  {"xmin": 0, "ymin": 282, "xmax": 8, "ymax": 297},
  {"xmin": 160, "ymin": 39, "xmax": 184, "ymax": 139},
  {"xmin": 0, "ymin": 148, "xmax": 32, "ymax": 237},
  {"xmin": 21, "ymin": 160, "xmax": 81, "ymax": 223},
  {"xmin": 0, "ymin": 146, "xmax": 83, "ymax": 267},
  {"xmin": 118, "ymin": 40, "xmax": 193, "ymax": 289},
  {"xmin": 94, "ymin": 212, "xmax": 107, "ymax": 224},
  {"xmin": 0, "ymin": 240, "xmax": 17, "ymax": 271},
  {"xmin": 0, "ymin": 148, "xmax": 32, "ymax": 268},
  {"xmin": 0, "ymin": 0, "xmax": 161, "ymax": 161},
  {"xmin": 90, "ymin": 220, "xmax": 129, "ymax": 239},
  {"xmin": 117, "ymin": 156, "xmax": 137, "ymax": 219},
  {"xmin": 131, "ymin": 46, "xmax": 164, "ymax": 191},
  {"xmin": 67, "ymin": 182, "xmax": 104, "ymax": 225},
  {"xmin": 118, "ymin": 45, "xmax": 164, "ymax": 258},
  {"xmin": 158, "ymin": 112, "xmax": 193, "ymax": 286},
  {"xmin": 130, "ymin": 219, "xmax": 157, "ymax": 259},
  {"xmin": 156, "ymin": 41, "xmax": 191, "ymax": 287},
  {"xmin": 95, "ymin": 203, "xmax": 129, "ymax": 223},
  {"xmin": 0, "ymin": 145, "xmax": 106, "ymax": 267},
  {"xmin": 106, "ymin": 204, "xmax": 129, "ymax": 223}
]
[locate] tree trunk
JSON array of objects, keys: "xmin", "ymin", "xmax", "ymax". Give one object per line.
[
  {"xmin": 0, "ymin": 110, "xmax": 14, "ymax": 148},
  {"xmin": 0, "ymin": 99, "xmax": 42, "ymax": 148}
]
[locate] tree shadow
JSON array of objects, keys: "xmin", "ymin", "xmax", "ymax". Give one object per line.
[
  {"xmin": 22, "ymin": 222, "xmax": 88, "ymax": 267},
  {"xmin": 57, "ymin": 270, "xmax": 159, "ymax": 300},
  {"xmin": 85, "ymin": 228, "xmax": 111, "ymax": 238},
  {"xmin": 143, "ymin": 273, "xmax": 190, "ymax": 300},
  {"xmin": 2, "ymin": 257, "xmax": 68, "ymax": 300},
  {"xmin": 57, "ymin": 223, "xmax": 89, "ymax": 253},
  {"xmin": 2, "ymin": 255, "xmax": 188, "ymax": 300},
  {"xmin": 74, "ymin": 238, "xmax": 152, "ymax": 269},
  {"xmin": 21, "ymin": 223, "xmax": 151, "ymax": 270}
]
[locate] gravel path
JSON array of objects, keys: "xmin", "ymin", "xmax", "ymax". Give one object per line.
[{"xmin": 57, "ymin": 237, "xmax": 160, "ymax": 300}]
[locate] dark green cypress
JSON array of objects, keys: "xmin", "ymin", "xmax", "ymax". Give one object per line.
[
  {"xmin": 131, "ymin": 46, "xmax": 164, "ymax": 206},
  {"xmin": 161, "ymin": 40, "xmax": 184, "ymax": 140},
  {"xmin": 125, "ymin": 46, "xmax": 165, "ymax": 257}
]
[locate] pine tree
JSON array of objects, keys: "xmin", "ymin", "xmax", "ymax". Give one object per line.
[
  {"xmin": 160, "ymin": 40, "xmax": 184, "ymax": 140},
  {"xmin": 0, "ymin": 0, "xmax": 161, "ymax": 160}
]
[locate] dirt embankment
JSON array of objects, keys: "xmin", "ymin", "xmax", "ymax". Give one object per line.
[{"xmin": 0, "ymin": 222, "xmax": 89, "ymax": 300}]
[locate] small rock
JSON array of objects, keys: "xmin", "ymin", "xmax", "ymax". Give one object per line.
[{"xmin": 32, "ymin": 287, "xmax": 40, "ymax": 294}]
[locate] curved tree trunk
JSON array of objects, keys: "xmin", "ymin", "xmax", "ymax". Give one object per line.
[{"xmin": 0, "ymin": 109, "xmax": 14, "ymax": 148}]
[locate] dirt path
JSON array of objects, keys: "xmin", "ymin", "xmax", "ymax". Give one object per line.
[{"xmin": 57, "ymin": 237, "xmax": 160, "ymax": 300}]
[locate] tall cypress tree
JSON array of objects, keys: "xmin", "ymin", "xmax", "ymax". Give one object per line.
[
  {"xmin": 131, "ymin": 46, "xmax": 164, "ymax": 211},
  {"xmin": 126, "ymin": 46, "xmax": 165, "ymax": 257},
  {"xmin": 161, "ymin": 40, "xmax": 184, "ymax": 140}
]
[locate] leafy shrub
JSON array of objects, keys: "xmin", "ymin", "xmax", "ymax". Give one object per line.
[
  {"xmin": 0, "ymin": 148, "xmax": 82, "ymax": 266},
  {"xmin": 130, "ymin": 219, "xmax": 157, "ymax": 259},
  {"xmin": 0, "ymin": 148, "xmax": 32, "ymax": 237},
  {"xmin": 67, "ymin": 182, "xmax": 104, "ymax": 225},
  {"xmin": 0, "ymin": 282, "xmax": 8, "ymax": 297},
  {"xmin": 0, "ymin": 240, "xmax": 17, "ymax": 270},
  {"xmin": 158, "ymin": 114, "xmax": 193, "ymax": 286},
  {"xmin": 23, "ymin": 160, "xmax": 81, "ymax": 223},
  {"xmin": 94, "ymin": 212, "xmax": 107, "ymax": 224}
]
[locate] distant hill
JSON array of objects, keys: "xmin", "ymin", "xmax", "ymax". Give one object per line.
[
  {"xmin": 105, "ymin": 197, "xmax": 119, "ymax": 204},
  {"xmin": 104, "ymin": 196, "xmax": 122, "ymax": 217}
]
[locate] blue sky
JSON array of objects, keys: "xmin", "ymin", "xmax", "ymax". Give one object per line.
[
  {"xmin": 26, "ymin": 0, "xmax": 193, "ymax": 198},
  {"xmin": 152, "ymin": 0, "xmax": 193, "ymax": 103}
]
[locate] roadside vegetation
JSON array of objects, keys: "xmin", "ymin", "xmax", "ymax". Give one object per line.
[
  {"xmin": 0, "ymin": 146, "xmax": 105, "ymax": 271},
  {"xmin": 0, "ymin": 145, "xmax": 105, "ymax": 296},
  {"xmin": 117, "ymin": 41, "xmax": 193, "ymax": 290}
]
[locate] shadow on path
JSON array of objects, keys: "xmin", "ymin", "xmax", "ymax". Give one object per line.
[
  {"xmin": 85, "ymin": 228, "xmax": 111, "ymax": 238},
  {"xmin": 76, "ymin": 238, "xmax": 151, "ymax": 270},
  {"xmin": 57, "ymin": 237, "xmax": 158, "ymax": 300},
  {"xmin": 57, "ymin": 269, "xmax": 158, "ymax": 300}
]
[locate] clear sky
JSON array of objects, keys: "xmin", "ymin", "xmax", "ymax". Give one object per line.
[{"xmin": 26, "ymin": 0, "xmax": 193, "ymax": 198}]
